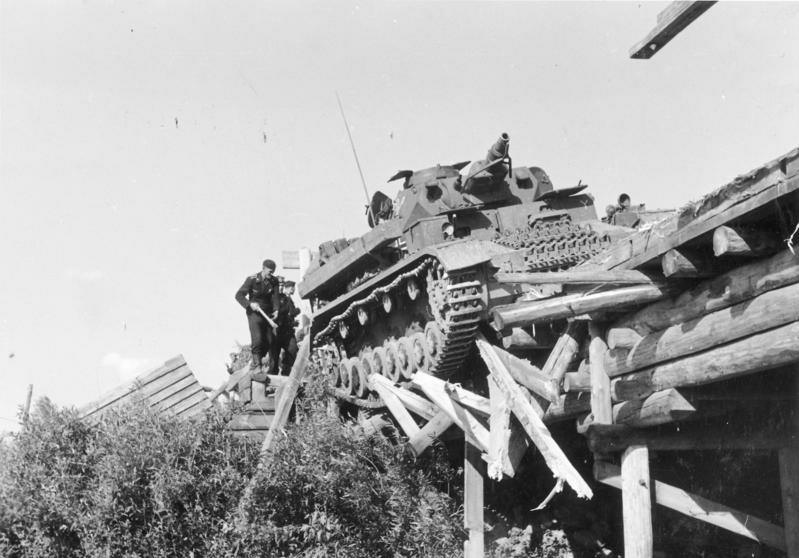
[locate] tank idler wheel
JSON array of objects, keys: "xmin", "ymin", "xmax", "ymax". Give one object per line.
[
  {"xmin": 370, "ymin": 346, "xmax": 387, "ymax": 378},
  {"xmin": 424, "ymin": 322, "xmax": 444, "ymax": 366},
  {"xmin": 350, "ymin": 357, "xmax": 367, "ymax": 398},
  {"xmin": 338, "ymin": 321, "xmax": 349, "ymax": 339},
  {"xmin": 397, "ymin": 337, "xmax": 417, "ymax": 379},
  {"xmin": 357, "ymin": 307, "xmax": 369, "ymax": 326},
  {"xmin": 411, "ymin": 332, "xmax": 429, "ymax": 374},
  {"xmin": 383, "ymin": 341, "xmax": 401, "ymax": 383},
  {"xmin": 381, "ymin": 293, "xmax": 393, "ymax": 314},
  {"xmin": 406, "ymin": 278, "xmax": 420, "ymax": 301}
]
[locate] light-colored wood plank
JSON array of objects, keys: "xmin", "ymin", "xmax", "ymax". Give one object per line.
[
  {"xmin": 589, "ymin": 324, "xmax": 612, "ymax": 425},
  {"xmin": 491, "ymin": 343, "xmax": 559, "ymax": 403},
  {"xmin": 371, "ymin": 374, "xmax": 437, "ymax": 421},
  {"xmin": 464, "ymin": 440, "xmax": 485, "ymax": 558},
  {"xmin": 369, "ymin": 376, "xmax": 420, "ymax": 438},
  {"xmin": 595, "ymin": 461, "xmax": 786, "ymax": 551},
  {"xmin": 476, "ymin": 335, "xmax": 593, "ymax": 499},
  {"xmin": 408, "ymin": 411, "xmax": 454, "ymax": 456},
  {"xmin": 487, "ymin": 377, "xmax": 529, "ymax": 480},
  {"xmin": 621, "ymin": 446, "xmax": 653, "ymax": 558},
  {"xmin": 495, "ymin": 269, "xmax": 658, "ymax": 285},
  {"xmin": 444, "ymin": 383, "xmax": 491, "ymax": 417}
]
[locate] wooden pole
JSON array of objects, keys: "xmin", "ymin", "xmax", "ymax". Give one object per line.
[
  {"xmin": 621, "ymin": 445, "xmax": 653, "ymax": 558},
  {"xmin": 713, "ymin": 225, "xmax": 782, "ymax": 258},
  {"xmin": 464, "ymin": 440, "xmax": 485, "ymax": 558},
  {"xmin": 21, "ymin": 384, "xmax": 33, "ymax": 425},
  {"xmin": 589, "ymin": 324, "xmax": 612, "ymax": 425},
  {"xmin": 495, "ymin": 269, "xmax": 659, "ymax": 285},
  {"xmin": 661, "ymin": 248, "xmax": 719, "ymax": 278},
  {"xmin": 779, "ymin": 368, "xmax": 799, "ymax": 557}
]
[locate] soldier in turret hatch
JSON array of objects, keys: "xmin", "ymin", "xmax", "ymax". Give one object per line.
[
  {"xmin": 235, "ymin": 259, "xmax": 281, "ymax": 375},
  {"xmin": 276, "ymin": 279, "xmax": 301, "ymax": 374}
]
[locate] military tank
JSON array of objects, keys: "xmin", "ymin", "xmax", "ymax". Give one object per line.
[{"xmin": 298, "ymin": 133, "xmax": 611, "ymax": 404}]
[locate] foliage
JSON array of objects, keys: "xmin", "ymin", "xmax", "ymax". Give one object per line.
[{"xmin": 0, "ymin": 386, "xmax": 463, "ymax": 558}]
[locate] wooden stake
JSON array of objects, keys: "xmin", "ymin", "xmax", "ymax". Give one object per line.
[
  {"xmin": 621, "ymin": 445, "xmax": 653, "ymax": 558},
  {"xmin": 21, "ymin": 384, "xmax": 33, "ymax": 425},
  {"xmin": 464, "ymin": 440, "xmax": 485, "ymax": 558}
]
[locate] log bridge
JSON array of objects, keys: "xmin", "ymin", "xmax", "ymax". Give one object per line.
[{"xmin": 351, "ymin": 146, "xmax": 799, "ymax": 557}]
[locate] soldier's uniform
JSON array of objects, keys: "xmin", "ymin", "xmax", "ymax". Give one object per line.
[
  {"xmin": 275, "ymin": 281, "xmax": 301, "ymax": 374},
  {"xmin": 235, "ymin": 262, "xmax": 281, "ymax": 373}
]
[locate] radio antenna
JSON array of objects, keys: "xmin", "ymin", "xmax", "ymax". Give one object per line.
[{"xmin": 335, "ymin": 91, "xmax": 374, "ymax": 225}]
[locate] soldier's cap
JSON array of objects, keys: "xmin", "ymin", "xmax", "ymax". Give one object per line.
[
  {"xmin": 276, "ymin": 275, "xmax": 285, "ymax": 284},
  {"xmin": 284, "ymin": 280, "xmax": 296, "ymax": 287},
  {"xmin": 262, "ymin": 259, "xmax": 277, "ymax": 271}
]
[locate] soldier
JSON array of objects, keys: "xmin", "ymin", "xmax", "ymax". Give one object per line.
[
  {"xmin": 617, "ymin": 193, "xmax": 631, "ymax": 212},
  {"xmin": 276, "ymin": 279, "xmax": 301, "ymax": 374},
  {"xmin": 235, "ymin": 259, "xmax": 281, "ymax": 375}
]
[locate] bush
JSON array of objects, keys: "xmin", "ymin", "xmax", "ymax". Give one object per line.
[{"xmin": 0, "ymin": 382, "xmax": 463, "ymax": 557}]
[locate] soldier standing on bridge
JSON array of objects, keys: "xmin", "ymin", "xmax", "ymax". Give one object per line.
[
  {"xmin": 235, "ymin": 259, "xmax": 281, "ymax": 375},
  {"xmin": 276, "ymin": 279, "xmax": 300, "ymax": 374}
]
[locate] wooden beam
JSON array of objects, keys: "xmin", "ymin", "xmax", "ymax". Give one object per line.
[
  {"xmin": 614, "ymin": 248, "xmax": 799, "ymax": 335},
  {"xmin": 501, "ymin": 327, "xmax": 552, "ymax": 350},
  {"xmin": 630, "ymin": 1, "xmax": 716, "ymax": 59},
  {"xmin": 621, "ymin": 446, "xmax": 653, "ymax": 558},
  {"xmin": 476, "ymin": 334, "xmax": 593, "ymax": 499},
  {"xmin": 713, "ymin": 225, "xmax": 782, "ymax": 258},
  {"xmin": 487, "ymin": 377, "xmax": 529, "ymax": 480},
  {"xmin": 610, "ymin": 320, "xmax": 799, "ymax": 402},
  {"xmin": 564, "ymin": 372, "xmax": 591, "ymax": 393},
  {"xmin": 606, "ymin": 281, "xmax": 799, "ymax": 378},
  {"xmin": 542, "ymin": 322, "xmax": 582, "ymax": 386},
  {"xmin": 368, "ymin": 376, "xmax": 420, "ymax": 438},
  {"xmin": 492, "ymin": 343, "xmax": 560, "ymax": 403},
  {"xmin": 612, "ymin": 388, "xmax": 695, "ymax": 427},
  {"xmin": 444, "ymin": 383, "xmax": 492, "ymax": 417},
  {"xmin": 464, "ymin": 440, "xmax": 485, "ymax": 558},
  {"xmin": 606, "ymin": 327, "xmax": 642, "ymax": 350},
  {"xmin": 589, "ymin": 324, "xmax": 613, "ymax": 425},
  {"xmin": 661, "ymin": 248, "xmax": 719, "ymax": 278},
  {"xmin": 408, "ymin": 411, "xmax": 454, "ymax": 456},
  {"xmin": 495, "ymin": 269, "xmax": 658, "ymax": 285},
  {"xmin": 370, "ymin": 375, "xmax": 438, "ymax": 421},
  {"xmin": 779, "ymin": 368, "xmax": 799, "ymax": 556},
  {"xmin": 412, "ymin": 373, "xmax": 490, "ymax": 452},
  {"xmin": 595, "ymin": 461, "xmax": 786, "ymax": 551},
  {"xmin": 492, "ymin": 284, "xmax": 670, "ymax": 330}
]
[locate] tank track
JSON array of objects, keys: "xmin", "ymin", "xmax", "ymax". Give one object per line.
[
  {"xmin": 495, "ymin": 214, "xmax": 610, "ymax": 271},
  {"xmin": 312, "ymin": 258, "xmax": 487, "ymax": 406}
]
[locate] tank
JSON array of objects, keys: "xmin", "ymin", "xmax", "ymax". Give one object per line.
[{"xmin": 298, "ymin": 133, "xmax": 611, "ymax": 402}]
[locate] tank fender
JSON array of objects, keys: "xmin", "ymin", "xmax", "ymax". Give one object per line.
[{"xmin": 432, "ymin": 240, "xmax": 515, "ymax": 272}]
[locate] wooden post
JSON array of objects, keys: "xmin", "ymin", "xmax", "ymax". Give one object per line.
[
  {"xmin": 621, "ymin": 445, "xmax": 653, "ymax": 558},
  {"xmin": 779, "ymin": 367, "xmax": 799, "ymax": 557},
  {"xmin": 661, "ymin": 248, "xmax": 718, "ymax": 278},
  {"xmin": 21, "ymin": 384, "xmax": 33, "ymax": 425},
  {"xmin": 589, "ymin": 324, "xmax": 612, "ymax": 425},
  {"xmin": 713, "ymin": 225, "xmax": 781, "ymax": 257},
  {"xmin": 464, "ymin": 440, "xmax": 485, "ymax": 558}
]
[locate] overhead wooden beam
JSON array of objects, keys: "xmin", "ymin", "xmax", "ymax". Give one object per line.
[
  {"xmin": 492, "ymin": 284, "xmax": 670, "ymax": 330},
  {"xmin": 612, "ymin": 388, "xmax": 695, "ymax": 427},
  {"xmin": 630, "ymin": 1, "xmax": 716, "ymax": 59},
  {"xmin": 408, "ymin": 411, "xmax": 455, "ymax": 456},
  {"xmin": 476, "ymin": 334, "xmax": 593, "ymax": 499},
  {"xmin": 495, "ymin": 269, "xmax": 659, "ymax": 285},
  {"xmin": 595, "ymin": 461, "xmax": 786, "ymax": 551},
  {"xmin": 713, "ymin": 225, "xmax": 782, "ymax": 258},
  {"xmin": 621, "ymin": 446, "xmax": 653, "ymax": 558}
]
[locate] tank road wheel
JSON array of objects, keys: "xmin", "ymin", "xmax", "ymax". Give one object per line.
[
  {"xmin": 359, "ymin": 353, "xmax": 375, "ymax": 391},
  {"xmin": 357, "ymin": 307, "xmax": 369, "ymax": 326},
  {"xmin": 381, "ymin": 293, "xmax": 393, "ymax": 314},
  {"xmin": 406, "ymin": 278, "xmax": 420, "ymax": 301},
  {"xmin": 350, "ymin": 358, "xmax": 367, "ymax": 398},
  {"xmin": 339, "ymin": 358, "xmax": 354, "ymax": 391},
  {"xmin": 370, "ymin": 346, "xmax": 387, "ymax": 377},
  {"xmin": 397, "ymin": 337, "xmax": 417, "ymax": 379},
  {"xmin": 384, "ymin": 341, "xmax": 401, "ymax": 383},
  {"xmin": 410, "ymin": 332, "xmax": 429, "ymax": 374},
  {"xmin": 424, "ymin": 322, "xmax": 444, "ymax": 366}
]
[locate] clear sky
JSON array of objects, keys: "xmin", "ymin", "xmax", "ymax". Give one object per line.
[{"xmin": 1, "ymin": 1, "xmax": 798, "ymax": 432}]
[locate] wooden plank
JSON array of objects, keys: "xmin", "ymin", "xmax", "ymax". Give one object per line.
[
  {"xmin": 486, "ymin": 377, "xmax": 529, "ymax": 480},
  {"xmin": 661, "ymin": 248, "xmax": 719, "ymax": 278},
  {"xmin": 408, "ymin": 411, "xmax": 455, "ymax": 456},
  {"xmin": 146, "ymin": 374, "xmax": 198, "ymax": 406},
  {"xmin": 464, "ymin": 440, "xmax": 485, "ymax": 558},
  {"xmin": 444, "ymin": 383, "xmax": 491, "ymax": 417},
  {"xmin": 621, "ymin": 446, "xmax": 653, "ymax": 558},
  {"xmin": 612, "ymin": 388, "xmax": 695, "ymax": 427},
  {"xmin": 606, "ymin": 328, "xmax": 642, "ymax": 350},
  {"xmin": 564, "ymin": 372, "xmax": 591, "ymax": 393},
  {"xmin": 610, "ymin": 320, "xmax": 799, "ymax": 402},
  {"xmin": 589, "ymin": 324, "xmax": 612, "ymax": 425},
  {"xmin": 173, "ymin": 392, "xmax": 213, "ymax": 418},
  {"xmin": 229, "ymin": 412, "xmax": 274, "ymax": 430},
  {"xmin": 369, "ymin": 376, "xmax": 420, "ymax": 438},
  {"xmin": 490, "ymin": 344, "xmax": 559, "ymax": 403},
  {"xmin": 155, "ymin": 385, "xmax": 206, "ymax": 414},
  {"xmin": 495, "ymin": 269, "xmax": 658, "ymax": 285},
  {"xmin": 388, "ymin": 384, "xmax": 438, "ymax": 421},
  {"xmin": 630, "ymin": 1, "xmax": 716, "ymax": 59},
  {"xmin": 476, "ymin": 334, "xmax": 593, "ymax": 499},
  {"xmin": 594, "ymin": 462, "xmax": 786, "ymax": 551},
  {"xmin": 412, "ymin": 373, "xmax": 490, "ymax": 451},
  {"xmin": 606, "ymin": 281, "xmax": 799, "ymax": 377},
  {"xmin": 713, "ymin": 225, "xmax": 782, "ymax": 258}
]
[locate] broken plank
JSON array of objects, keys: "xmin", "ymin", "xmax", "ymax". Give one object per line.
[
  {"xmin": 487, "ymin": 377, "xmax": 529, "ymax": 480},
  {"xmin": 408, "ymin": 411, "xmax": 455, "ymax": 456},
  {"xmin": 369, "ymin": 376, "xmax": 420, "ymax": 438}
]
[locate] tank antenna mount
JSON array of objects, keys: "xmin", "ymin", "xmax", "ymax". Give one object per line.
[{"xmin": 335, "ymin": 91, "xmax": 374, "ymax": 226}]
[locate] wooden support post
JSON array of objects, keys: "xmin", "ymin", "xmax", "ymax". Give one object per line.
[
  {"xmin": 408, "ymin": 411, "xmax": 454, "ymax": 456},
  {"xmin": 621, "ymin": 445, "xmax": 653, "ymax": 558},
  {"xmin": 779, "ymin": 367, "xmax": 799, "ymax": 557},
  {"xmin": 21, "ymin": 384, "xmax": 33, "ymax": 425},
  {"xmin": 661, "ymin": 248, "xmax": 719, "ymax": 278},
  {"xmin": 713, "ymin": 225, "xmax": 782, "ymax": 258},
  {"xmin": 464, "ymin": 440, "xmax": 485, "ymax": 558},
  {"xmin": 589, "ymin": 323, "xmax": 612, "ymax": 425}
]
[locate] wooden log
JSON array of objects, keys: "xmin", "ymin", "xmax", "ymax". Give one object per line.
[
  {"xmin": 543, "ymin": 392, "xmax": 592, "ymax": 423},
  {"xmin": 563, "ymin": 372, "xmax": 591, "ymax": 393},
  {"xmin": 495, "ymin": 269, "xmax": 659, "ymax": 285},
  {"xmin": 464, "ymin": 441, "xmax": 485, "ymax": 558},
  {"xmin": 606, "ymin": 328, "xmax": 642, "ymax": 350},
  {"xmin": 612, "ymin": 388, "xmax": 695, "ymax": 427},
  {"xmin": 492, "ymin": 343, "xmax": 560, "ymax": 403},
  {"xmin": 22, "ymin": 384, "xmax": 33, "ymax": 425},
  {"xmin": 606, "ymin": 281, "xmax": 799, "ymax": 378},
  {"xmin": 615, "ymin": 249, "xmax": 799, "ymax": 335},
  {"xmin": 713, "ymin": 225, "xmax": 782, "ymax": 258},
  {"xmin": 661, "ymin": 248, "xmax": 719, "ymax": 278},
  {"xmin": 444, "ymin": 383, "xmax": 491, "ymax": 417},
  {"xmin": 595, "ymin": 461, "xmax": 786, "ymax": 551},
  {"xmin": 610, "ymin": 320, "xmax": 799, "ymax": 402},
  {"xmin": 368, "ymin": 376, "xmax": 420, "ymax": 438},
  {"xmin": 589, "ymin": 324, "xmax": 613, "ymax": 425},
  {"xmin": 476, "ymin": 335, "xmax": 593, "ymax": 499},
  {"xmin": 487, "ymin": 377, "xmax": 529, "ymax": 480},
  {"xmin": 412, "ymin": 373, "xmax": 490, "ymax": 451},
  {"xmin": 370, "ymin": 375, "xmax": 437, "ymax": 421},
  {"xmin": 408, "ymin": 411, "xmax": 454, "ymax": 456},
  {"xmin": 501, "ymin": 327, "xmax": 551, "ymax": 350},
  {"xmin": 621, "ymin": 446, "xmax": 653, "ymax": 558},
  {"xmin": 493, "ymin": 284, "xmax": 670, "ymax": 330},
  {"xmin": 542, "ymin": 322, "xmax": 582, "ymax": 386},
  {"xmin": 585, "ymin": 423, "xmax": 794, "ymax": 454}
]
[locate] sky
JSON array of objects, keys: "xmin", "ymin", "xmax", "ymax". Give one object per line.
[{"xmin": 1, "ymin": 1, "xmax": 798, "ymax": 432}]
